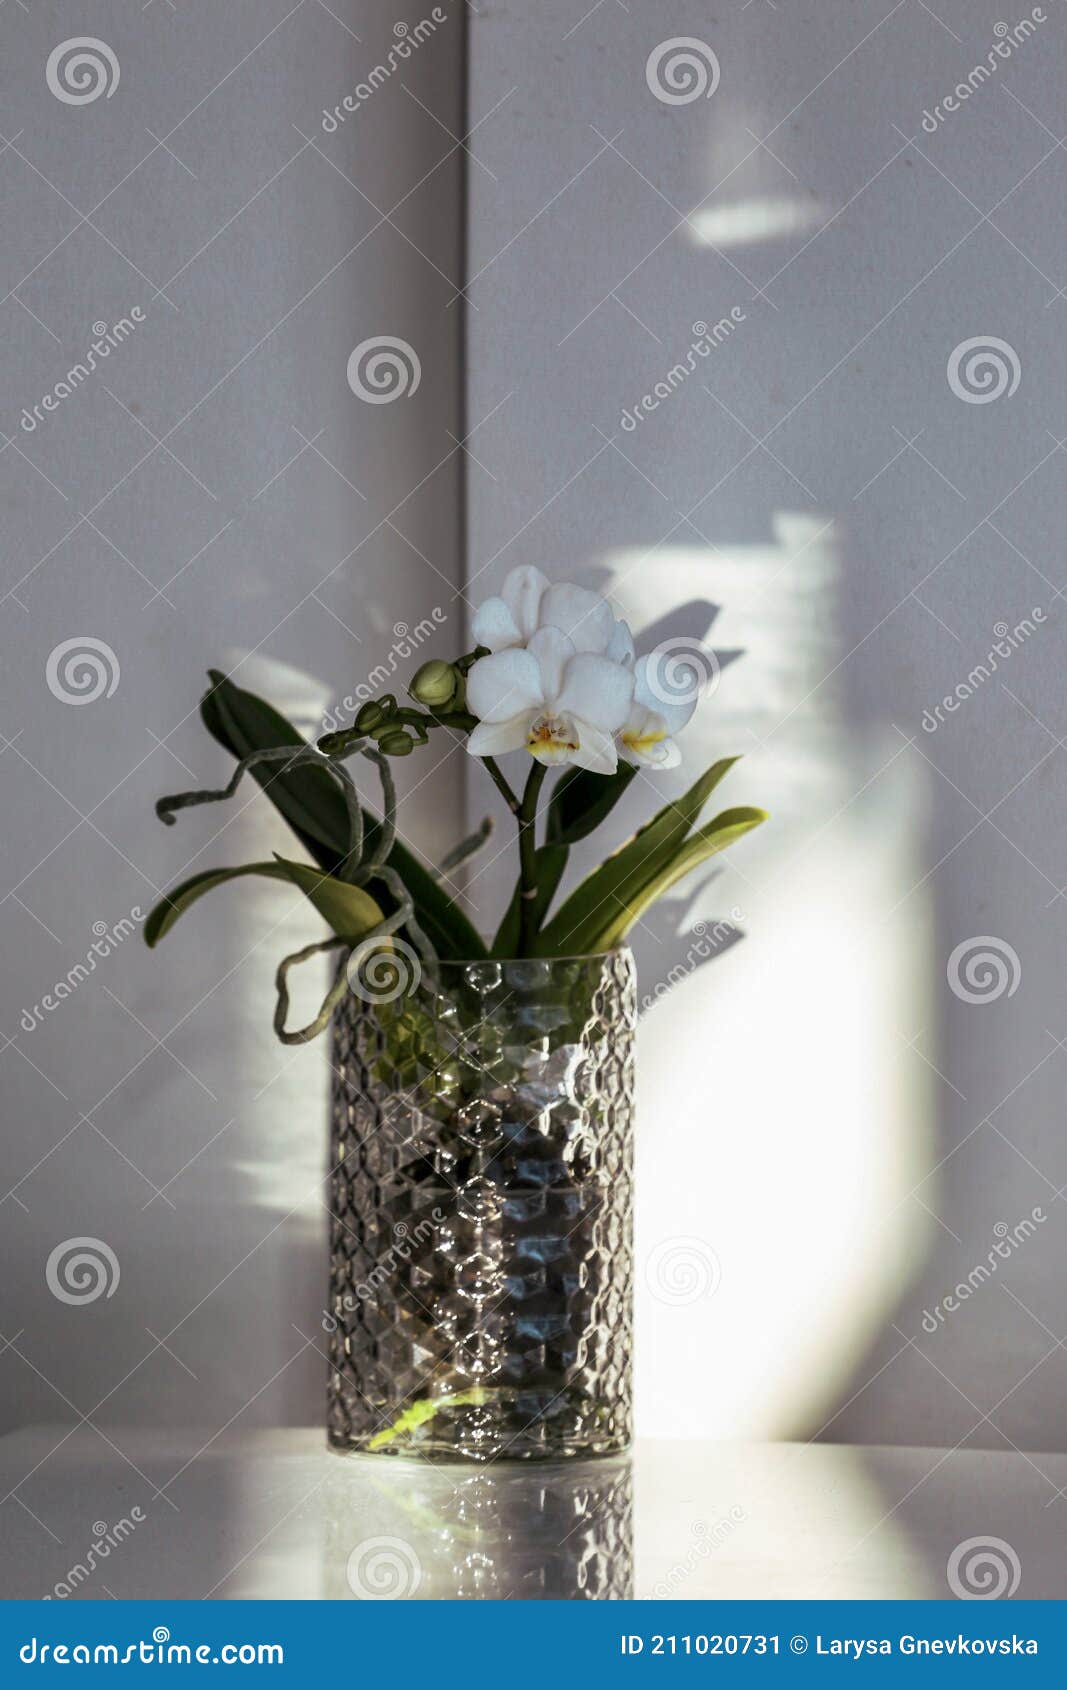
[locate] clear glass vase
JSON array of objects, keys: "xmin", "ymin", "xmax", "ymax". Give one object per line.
[{"xmin": 326, "ymin": 949, "xmax": 636, "ymax": 1462}]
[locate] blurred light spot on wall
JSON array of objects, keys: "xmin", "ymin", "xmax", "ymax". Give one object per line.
[{"xmin": 688, "ymin": 196, "xmax": 830, "ymax": 249}]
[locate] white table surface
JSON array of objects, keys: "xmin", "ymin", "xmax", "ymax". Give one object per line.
[{"xmin": 1, "ymin": 1427, "xmax": 1062, "ymax": 1600}]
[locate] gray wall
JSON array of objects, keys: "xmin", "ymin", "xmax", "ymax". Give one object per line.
[
  {"xmin": 465, "ymin": 0, "xmax": 1067, "ymax": 1449},
  {"xmin": 0, "ymin": 0, "xmax": 466, "ymax": 1431}
]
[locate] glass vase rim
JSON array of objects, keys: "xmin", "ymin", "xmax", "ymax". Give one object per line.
[{"xmin": 433, "ymin": 945, "xmax": 633, "ymax": 967}]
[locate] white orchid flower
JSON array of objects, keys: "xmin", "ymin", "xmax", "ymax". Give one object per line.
[
  {"xmin": 471, "ymin": 565, "xmax": 635, "ymax": 666},
  {"xmin": 466, "ymin": 626, "xmax": 634, "ymax": 773},
  {"xmin": 618, "ymin": 654, "xmax": 698, "ymax": 770}
]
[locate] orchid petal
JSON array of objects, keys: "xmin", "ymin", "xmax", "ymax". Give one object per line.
[
  {"xmin": 569, "ymin": 722, "xmax": 619, "ymax": 775},
  {"xmin": 500, "ymin": 565, "xmax": 550, "ymax": 640},
  {"xmin": 526, "ymin": 625, "xmax": 575, "ymax": 702},
  {"xmin": 556, "ymin": 652, "xmax": 634, "ymax": 733},
  {"xmin": 467, "ymin": 715, "xmax": 533, "ymax": 757},
  {"xmin": 606, "ymin": 618, "xmax": 636, "ymax": 666},
  {"xmin": 471, "ymin": 595, "xmax": 521, "ymax": 652},
  {"xmin": 467, "ymin": 649, "xmax": 545, "ymax": 723},
  {"xmin": 633, "ymin": 652, "xmax": 699, "ymax": 735},
  {"xmin": 539, "ymin": 583, "xmax": 616, "ymax": 654}
]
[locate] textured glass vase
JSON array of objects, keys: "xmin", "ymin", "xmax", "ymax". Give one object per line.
[{"xmin": 327, "ymin": 949, "xmax": 636, "ymax": 1462}]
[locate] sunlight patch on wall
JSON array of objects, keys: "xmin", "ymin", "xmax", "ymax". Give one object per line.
[{"xmin": 601, "ymin": 523, "xmax": 935, "ymax": 1440}]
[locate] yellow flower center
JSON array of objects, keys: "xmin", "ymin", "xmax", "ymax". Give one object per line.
[{"xmin": 528, "ymin": 713, "xmax": 579, "ymax": 763}]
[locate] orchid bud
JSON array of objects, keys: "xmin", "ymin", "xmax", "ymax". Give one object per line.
[
  {"xmin": 379, "ymin": 729, "xmax": 414, "ymax": 756},
  {"xmin": 410, "ymin": 659, "xmax": 458, "ymax": 711},
  {"xmin": 355, "ymin": 700, "xmax": 388, "ymax": 734}
]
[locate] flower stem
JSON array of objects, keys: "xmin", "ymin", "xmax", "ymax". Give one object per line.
[
  {"xmin": 482, "ymin": 756, "xmax": 520, "ymax": 815},
  {"xmin": 518, "ymin": 762, "xmax": 547, "ymax": 953}
]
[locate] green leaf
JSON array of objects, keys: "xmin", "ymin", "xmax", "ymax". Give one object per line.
[
  {"xmin": 200, "ymin": 671, "xmax": 487, "ymax": 960},
  {"xmin": 535, "ymin": 757, "xmax": 741, "ymax": 956},
  {"xmin": 203, "ymin": 672, "xmax": 350, "ymax": 867},
  {"xmin": 271, "ymin": 856, "xmax": 386, "ymax": 941},
  {"xmin": 491, "ymin": 844, "xmax": 569, "ymax": 957},
  {"xmin": 546, "ymin": 765, "xmax": 637, "ymax": 847},
  {"xmin": 579, "ymin": 806, "xmax": 767, "ymax": 953},
  {"xmin": 145, "ymin": 861, "xmax": 312, "ymax": 947}
]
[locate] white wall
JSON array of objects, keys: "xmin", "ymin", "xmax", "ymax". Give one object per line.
[
  {"xmin": 0, "ymin": 0, "xmax": 466, "ymax": 1431},
  {"xmin": 465, "ymin": 0, "xmax": 1067, "ymax": 1450}
]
